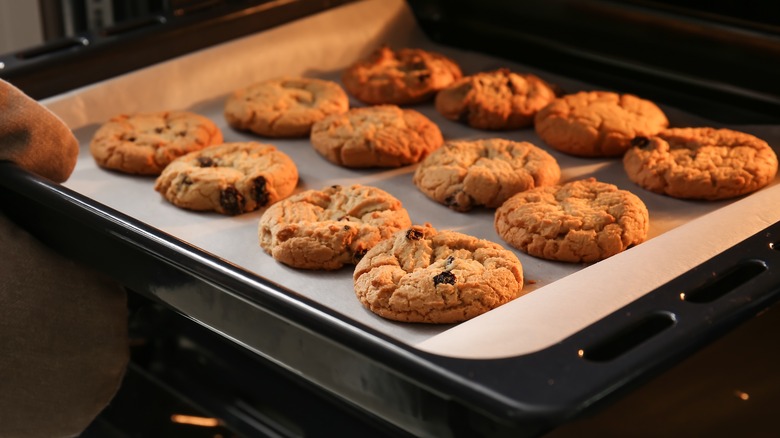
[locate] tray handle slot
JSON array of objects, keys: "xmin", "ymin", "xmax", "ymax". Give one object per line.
[
  {"xmin": 579, "ymin": 311, "xmax": 676, "ymax": 362},
  {"xmin": 15, "ymin": 37, "xmax": 89, "ymax": 60},
  {"xmin": 681, "ymin": 259, "xmax": 768, "ymax": 304}
]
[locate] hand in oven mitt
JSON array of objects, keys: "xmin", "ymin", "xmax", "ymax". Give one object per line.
[{"xmin": 0, "ymin": 79, "xmax": 129, "ymax": 438}]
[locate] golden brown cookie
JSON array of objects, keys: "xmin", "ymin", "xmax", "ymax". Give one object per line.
[
  {"xmin": 310, "ymin": 105, "xmax": 443, "ymax": 168},
  {"xmin": 342, "ymin": 46, "xmax": 462, "ymax": 105},
  {"xmin": 258, "ymin": 184, "xmax": 412, "ymax": 270},
  {"xmin": 435, "ymin": 68, "xmax": 557, "ymax": 130},
  {"xmin": 494, "ymin": 178, "xmax": 649, "ymax": 263},
  {"xmin": 90, "ymin": 111, "xmax": 223, "ymax": 175},
  {"xmin": 623, "ymin": 127, "xmax": 778, "ymax": 200},
  {"xmin": 353, "ymin": 224, "xmax": 524, "ymax": 324},
  {"xmin": 413, "ymin": 138, "xmax": 561, "ymax": 212},
  {"xmin": 224, "ymin": 77, "xmax": 349, "ymax": 138},
  {"xmin": 154, "ymin": 142, "xmax": 298, "ymax": 215},
  {"xmin": 534, "ymin": 91, "xmax": 669, "ymax": 157}
]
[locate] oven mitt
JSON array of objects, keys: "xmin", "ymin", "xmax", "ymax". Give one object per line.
[{"xmin": 0, "ymin": 80, "xmax": 129, "ymax": 438}]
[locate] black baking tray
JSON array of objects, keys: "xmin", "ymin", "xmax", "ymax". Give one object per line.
[{"xmin": 2, "ymin": 1, "xmax": 780, "ymax": 436}]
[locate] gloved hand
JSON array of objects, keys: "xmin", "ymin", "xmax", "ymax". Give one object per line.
[{"xmin": 0, "ymin": 79, "xmax": 129, "ymax": 438}]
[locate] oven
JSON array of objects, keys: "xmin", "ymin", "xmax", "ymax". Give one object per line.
[{"xmin": 1, "ymin": 1, "xmax": 779, "ymax": 436}]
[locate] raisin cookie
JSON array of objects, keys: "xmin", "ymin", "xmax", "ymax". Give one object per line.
[
  {"xmin": 534, "ymin": 91, "xmax": 669, "ymax": 157},
  {"xmin": 435, "ymin": 68, "xmax": 557, "ymax": 130},
  {"xmin": 224, "ymin": 77, "xmax": 349, "ymax": 138},
  {"xmin": 342, "ymin": 46, "xmax": 462, "ymax": 105},
  {"xmin": 495, "ymin": 178, "xmax": 649, "ymax": 263},
  {"xmin": 258, "ymin": 184, "xmax": 412, "ymax": 270},
  {"xmin": 154, "ymin": 142, "xmax": 298, "ymax": 215},
  {"xmin": 90, "ymin": 110, "xmax": 223, "ymax": 175},
  {"xmin": 623, "ymin": 127, "xmax": 778, "ymax": 200},
  {"xmin": 413, "ymin": 138, "xmax": 561, "ymax": 212},
  {"xmin": 310, "ymin": 105, "xmax": 443, "ymax": 168},
  {"xmin": 353, "ymin": 224, "xmax": 523, "ymax": 324}
]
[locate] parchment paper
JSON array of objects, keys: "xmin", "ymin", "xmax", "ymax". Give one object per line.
[{"xmin": 47, "ymin": 0, "xmax": 780, "ymax": 358}]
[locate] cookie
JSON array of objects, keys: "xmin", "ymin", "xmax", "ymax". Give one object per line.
[
  {"xmin": 353, "ymin": 224, "xmax": 523, "ymax": 324},
  {"xmin": 342, "ymin": 46, "xmax": 462, "ymax": 105},
  {"xmin": 413, "ymin": 138, "xmax": 561, "ymax": 212},
  {"xmin": 154, "ymin": 142, "xmax": 298, "ymax": 215},
  {"xmin": 310, "ymin": 105, "xmax": 443, "ymax": 168},
  {"xmin": 495, "ymin": 178, "xmax": 649, "ymax": 263},
  {"xmin": 534, "ymin": 91, "xmax": 669, "ymax": 157},
  {"xmin": 623, "ymin": 127, "xmax": 778, "ymax": 200},
  {"xmin": 224, "ymin": 77, "xmax": 349, "ymax": 138},
  {"xmin": 258, "ymin": 184, "xmax": 412, "ymax": 270},
  {"xmin": 90, "ymin": 111, "xmax": 223, "ymax": 175},
  {"xmin": 435, "ymin": 68, "xmax": 557, "ymax": 130}
]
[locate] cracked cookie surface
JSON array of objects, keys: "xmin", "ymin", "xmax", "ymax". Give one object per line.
[
  {"xmin": 495, "ymin": 178, "xmax": 649, "ymax": 263},
  {"xmin": 623, "ymin": 127, "xmax": 778, "ymax": 200},
  {"xmin": 90, "ymin": 110, "xmax": 223, "ymax": 175},
  {"xmin": 342, "ymin": 46, "xmax": 462, "ymax": 105},
  {"xmin": 435, "ymin": 68, "xmax": 557, "ymax": 130},
  {"xmin": 258, "ymin": 184, "xmax": 412, "ymax": 270},
  {"xmin": 224, "ymin": 77, "xmax": 349, "ymax": 138},
  {"xmin": 413, "ymin": 138, "xmax": 561, "ymax": 211},
  {"xmin": 154, "ymin": 142, "xmax": 298, "ymax": 215},
  {"xmin": 353, "ymin": 224, "xmax": 523, "ymax": 324},
  {"xmin": 310, "ymin": 105, "xmax": 443, "ymax": 168},
  {"xmin": 534, "ymin": 91, "xmax": 668, "ymax": 157}
]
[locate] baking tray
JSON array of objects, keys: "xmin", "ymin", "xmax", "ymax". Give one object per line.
[{"xmin": 2, "ymin": 0, "xmax": 780, "ymax": 436}]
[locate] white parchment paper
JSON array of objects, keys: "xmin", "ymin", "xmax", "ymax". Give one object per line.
[{"xmin": 46, "ymin": 0, "xmax": 780, "ymax": 358}]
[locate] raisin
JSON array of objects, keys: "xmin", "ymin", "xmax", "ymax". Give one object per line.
[
  {"xmin": 406, "ymin": 229, "xmax": 423, "ymax": 240},
  {"xmin": 253, "ymin": 176, "xmax": 269, "ymax": 207},
  {"xmin": 631, "ymin": 136, "xmax": 650, "ymax": 149},
  {"xmin": 433, "ymin": 271, "xmax": 456, "ymax": 286},
  {"xmin": 197, "ymin": 156, "xmax": 214, "ymax": 167},
  {"xmin": 219, "ymin": 186, "xmax": 244, "ymax": 215}
]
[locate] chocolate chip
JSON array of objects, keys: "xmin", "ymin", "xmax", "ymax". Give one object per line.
[
  {"xmin": 433, "ymin": 271, "xmax": 456, "ymax": 286},
  {"xmin": 406, "ymin": 229, "xmax": 423, "ymax": 240},
  {"xmin": 631, "ymin": 136, "xmax": 650, "ymax": 149},
  {"xmin": 337, "ymin": 216, "xmax": 349, "ymax": 221},
  {"xmin": 444, "ymin": 195, "xmax": 459, "ymax": 208},
  {"xmin": 417, "ymin": 72, "xmax": 431, "ymax": 83},
  {"xmin": 352, "ymin": 249, "xmax": 368, "ymax": 263},
  {"xmin": 155, "ymin": 127, "xmax": 164, "ymax": 134},
  {"xmin": 457, "ymin": 107, "xmax": 470, "ymax": 124},
  {"xmin": 220, "ymin": 186, "xmax": 244, "ymax": 215},
  {"xmin": 253, "ymin": 176, "xmax": 269, "ymax": 207},
  {"xmin": 343, "ymin": 225, "xmax": 351, "ymax": 231},
  {"xmin": 445, "ymin": 256, "xmax": 454, "ymax": 266},
  {"xmin": 197, "ymin": 156, "xmax": 215, "ymax": 167},
  {"xmin": 181, "ymin": 176, "xmax": 193, "ymax": 186},
  {"xmin": 331, "ymin": 184, "xmax": 341, "ymax": 190}
]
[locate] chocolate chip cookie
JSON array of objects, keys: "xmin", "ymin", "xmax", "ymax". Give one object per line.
[
  {"xmin": 154, "ymin": 142, "xmax": 298, "ymax": 215},
  {"xmin": 90, "ymin": 110, "xmax": 223, "ymax": 175},
  {"xmin": 623, "ymin": 127, "xmax": 778, "ymax": 200},
  {"xmin": 353, "ymin": 224, "xmax": 524, "ymax": 324},
  {"xmin": 435, "ymin": 68, "xmax": 557, "ymax": 130},
  {"xmin": 258, "ymin": 184, "xmax": 412, "ymax": 270},
  {"xmin": 534, "ymin": 91, "xmax": 669, "ymax": 157},
  {"xmin": 224, "ymin": 77, "xmax": 349, "ymax": 138},
  {"xmin": 413, "ymin": 138, "xmax": 561, "ymax": 212},
  {"xmin": 342, "ymin": 46, "xmax": 462, "ymax": 105},
  {"xmin": 310, "ymin": 104, "xmax": 443, "ymax": 168},
  {"xmin": 495, "ymin": 178, "xmax": 649, "ymax": 263}
]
